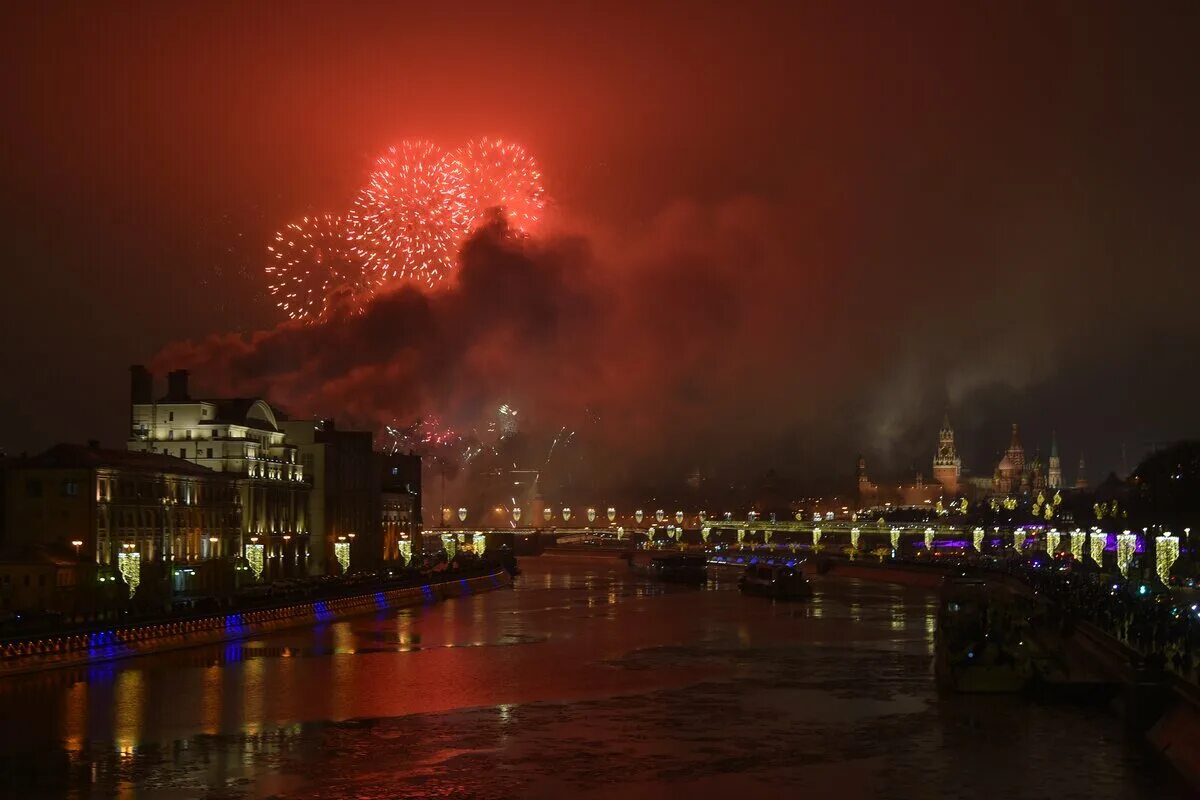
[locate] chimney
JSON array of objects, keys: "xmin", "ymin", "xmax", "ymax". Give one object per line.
[
  {"xmin": 130, "ymin": 365, "xmax": 153, "ymax": 405},
  {"xmin": 166, "ymin": 369, "xmax": 190, "ymax": 401}
]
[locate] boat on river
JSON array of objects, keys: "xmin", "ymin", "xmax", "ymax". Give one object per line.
[
  {"xmin": 935, "ymin": 576, "xmax": 1033, "ymax": 693},
  {"xmin": 739, "ymin": 563, "xmax": 812, "ymax": 601},
  {"xmin": 625, "ymin": 551, "xmax": 708, "ymax": 584}
]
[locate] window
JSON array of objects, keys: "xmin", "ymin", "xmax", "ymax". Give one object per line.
[
  {"xmin": 168, "ymin": 430, "xmax": 174, "ymax": 440},
  {"xmin": 37, "ymin": 574, "xmax": 46, "ymax": 588},
  {"xmin": 168, "ymin": 411, "xmax": 174, "ymax": 421},
  {"xmin": 61, "ymin": 480, "xmax": 79, "ymax": 497},
  {"xmin": 179, "ymin": 448, "xmax": 186, "ymax": 459},
  {"xmin": 25, "ymin": 479, "xmax": 42, "ymax": 498},
  {"xmin": 206, "ymin": 448, "xmax": 213, "ymax": 459},
  {"xmin": 186, "ymin": 429, "xmax": 192, "ymax": 439}
]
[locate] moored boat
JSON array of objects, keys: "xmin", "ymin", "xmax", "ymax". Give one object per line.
[
  {"xmin": 626, "ymin": 551, "xmax": 708, "ymax": 584},
  {"xmin": 738, "ymin": 563, "xmax": 812, "ymax": 601}
]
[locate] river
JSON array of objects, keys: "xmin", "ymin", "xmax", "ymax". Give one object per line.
[{"xmin": 0, "ymin": 555, "xmax": 1187, "ymax": 799}]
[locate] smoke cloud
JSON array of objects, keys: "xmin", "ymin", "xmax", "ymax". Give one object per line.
[{"xmin": 156, "ymin": 193, "xmax": 1200, "ymax": 505}]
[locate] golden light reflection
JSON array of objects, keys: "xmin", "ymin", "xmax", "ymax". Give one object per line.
[
  {"xmin": 243, "ymin": 649, "xmax": 265, "ymax": 738},
  {"xmin": 331, "ymin": 622, "xmax": 356, "ymax": 720},
  {"xmin": 113, "ymin": 670, "xmax": 144, "ymax": 752},
  {"xmin": 62, "ymin": 680, "xmax": 87, "ymax": 752},
  {"xmin": 201, "ymin": 665, "xmax": 221, "ymax": 736}
]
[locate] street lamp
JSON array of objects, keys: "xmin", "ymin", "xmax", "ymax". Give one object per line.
[{"xmin": 71, "ymin": 540, "xmax": 83, "ymax": 559}]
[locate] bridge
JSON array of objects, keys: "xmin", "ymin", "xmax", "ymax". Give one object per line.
[{"xmin": 423, "ymin": 520, "xmax": 1114, "ymax": 562}]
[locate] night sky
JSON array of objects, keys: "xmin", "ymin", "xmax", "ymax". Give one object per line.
[{"xmin": 2, "ymin": 1, "xmax": 1199, "ymax": 488}]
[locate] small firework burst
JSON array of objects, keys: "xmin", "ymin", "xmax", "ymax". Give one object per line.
[
  {"xmin": 348, "ymin": 140, "xmax": 469, "ymax": 287},
  {"xmin": 265, "ymin": 214, "xmax": 379, "ymax": 324},
  {"xmin": 454, "ymin": 137, "xmax": 545, "ymax": 234}
]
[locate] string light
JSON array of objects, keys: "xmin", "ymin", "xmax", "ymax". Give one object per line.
[
  {"xmin": 1069, "ymin": 529, "xmax": 1087, "ymax": 562},
  {"xmin": 334, "ymin": 540, "xmax": 350, "ymax": 573},
  {"xmin": 245, "ymin": 543, "xmax": 265, "ymax": 580},
  {"xmin": 1047, "ymin": 529, "xmax": 1061, "ymax": 556},
  {"xmin": 117, "ymin": 548, "xmax": 141, "ymax": 599},
  {"xmin": 1156, "ymin": 532, "xmax": 1180, "ymax": 586},
  {"xmin": 1089, "ymin": 529, "xmax": 1105, "ymax": 566},
  {"xmin": 1116, "ymin": 531, "xmax": 1137, "ymax": 577},
  {"xmin": 972, "ymin": 527, "xmax": 984, "ymax": 552},
  {"xmin": 924, "ymin": 527, "xmax": 935, "ymax": 552}
]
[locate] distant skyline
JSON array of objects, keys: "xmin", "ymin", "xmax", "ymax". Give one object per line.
[{"xmin": 2, "ymin": 1, "xmax": 1199, "ymax": 486}]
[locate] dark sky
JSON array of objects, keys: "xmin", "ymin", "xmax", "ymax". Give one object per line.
[{"xmin": 2, "ymin": 1, "xmax": 1198, "ymax": 487}]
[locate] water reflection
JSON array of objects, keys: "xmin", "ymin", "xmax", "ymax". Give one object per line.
[
  {"xmin": 113, "ymin": 670, "xmax": 142, "ymax": 752},
  {"xmin": 0, "ymin": 557, "xmax": 1187, "ymax": 800}
]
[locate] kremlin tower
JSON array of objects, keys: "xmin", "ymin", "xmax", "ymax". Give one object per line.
[
  {"xmin": 1075, "ymin": 455, "xmax": 1088, "ymax": 489},
  {"xmin": 1047, "ymin": 432, "xmax": 1063, "ymax": 489},
  {"xmin": 932, "ymin": 411, "xmax": 961, "ymax": 494}
]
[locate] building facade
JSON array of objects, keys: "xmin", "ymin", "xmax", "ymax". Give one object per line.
[
  {"xmin": 280, "ymin": 419, "xmax": 377, "ymax": 575},
  {"xmin": 126, "ymin": 366, "xmax": 309, "ymax": 580},
  {"xmin": 1, "ymin": 443, "xmax": 242, "ymax": 612},
  {"xmin": 378, "ymin": 451, "xmax": 422, "ymax": 565}
]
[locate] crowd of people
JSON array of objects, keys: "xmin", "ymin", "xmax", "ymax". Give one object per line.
[{"xmin": 930, "ymin": 551, "xmax": 1200, "ymax": 683}]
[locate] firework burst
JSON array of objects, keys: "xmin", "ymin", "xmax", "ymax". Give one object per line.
[
  {"xmin": 454, "ymin": 137, "xmax": 545, "ymax": 234},
  {"xmin": 265, "ymin": 214, "xmax": 379, "ymax": 324},
  {"xmin": 349, "ymin": 140, "xmax": 469, "ymax": 287}
]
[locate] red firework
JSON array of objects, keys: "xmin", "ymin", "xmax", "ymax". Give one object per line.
[
  {"xmin": 454, "ymin": 137, "xmax": 545, "ymax": 234},
  {"xmin": 265, "ymin": 214, "xmax": 379, "ymax": 324},
  {"xmin": 348, "ymin": 140, "xmax": 469, "ymax": 287}
]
